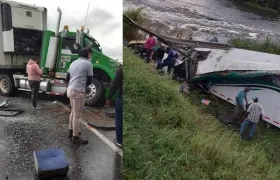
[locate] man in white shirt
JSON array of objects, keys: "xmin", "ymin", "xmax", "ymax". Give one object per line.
[{"xmin": 239, "ymin": 96, "xmax": 264, "ymax": 140}]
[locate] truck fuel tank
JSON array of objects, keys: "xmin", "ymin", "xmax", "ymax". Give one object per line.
[{"xmin": 19, "ymin": 79, "xmax": 50, "ymax": 92}]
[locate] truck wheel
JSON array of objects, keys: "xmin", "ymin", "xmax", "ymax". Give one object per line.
[
  {"xmin": 85, "ymin": 78, "xmax": 104, "ymax": 106},
  {"xmin": 0, "ymin": 74, "xmax": 13, "ymax": 96}
]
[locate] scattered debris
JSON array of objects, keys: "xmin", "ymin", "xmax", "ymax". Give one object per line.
[
  {"xmin": 83, "ymin": 107, "xmax": 102, "ymax": 119},
  {"xmin": 87, "ymin": 123, "xmax": 115, "ymax": 131},
  {"xmin": 104, "ymin": 107, "xmax": 115, "ymax": 118},
  {"xmin": 179, "ymin": 81, "xmax": 190, "ymax": 96},
  {"xmin": 201, "ymin": 99, "xmax": 211, "ymax": 105},
  {"xmin": 0, "ymin": 99, "xmax": 10, "ymax": 108},
  {"xmin": 53, "ymin": 101, "xmax": 70, "ymax": 110},
  {"xmin": 0, "ymin": 99, "xmax": 24, "ymax": 116},
  {"xmin": 0, "ymin": 109, "xmax": 25, "ymax": 117}
]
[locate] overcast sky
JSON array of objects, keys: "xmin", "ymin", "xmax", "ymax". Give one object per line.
[{"xmin": 16, "ymin": 0, "xmax": 123, "ymax": 61}]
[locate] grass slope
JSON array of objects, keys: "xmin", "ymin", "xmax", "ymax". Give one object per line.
[
  {"xmin": 123, "ymin": 47, "xmax": 280, "ymax": 180},
  {"xmin": 230, "ymin": 38, "xmax": 280, "ymax": 55}
]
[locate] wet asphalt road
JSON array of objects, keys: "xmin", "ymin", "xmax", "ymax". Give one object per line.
[{"xmin": 0, "ymin": 92, "xmax": 122, "ymax": 180}]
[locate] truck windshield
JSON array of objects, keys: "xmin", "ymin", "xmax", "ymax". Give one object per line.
[{"xmin": 84, "ymin": 36, "xmax": 102, "ymax": 53}]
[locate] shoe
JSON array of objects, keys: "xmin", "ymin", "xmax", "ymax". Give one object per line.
[
  {"xmin": 72, "ymin": 136, "xmax": 88, "ymax": 145},
  {"xmin": 242, "ymin": 137, "xmax": 252, "ymax": 141},
  {"xmin": 113, "ymin": 139, "xmax": 122, "ymax": 148},
  {"xmin": 68, "ymin": 130, "xmax": 81, "ymax": 138}
]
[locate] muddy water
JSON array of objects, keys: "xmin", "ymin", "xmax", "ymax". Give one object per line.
[{"xmin": 124, "ymin": 0, "xmax": 280, "ymax": 43}]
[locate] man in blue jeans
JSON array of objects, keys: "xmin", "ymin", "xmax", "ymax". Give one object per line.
[
  {"xmin": 149, "ymin": 42, "xmax": 165, "ymax": 70},
  {"xmin": 239, "ymin": 96, "xmax": 264, "ymax": 141},
  {"xmin": 106, "ymin": 65, "xmax": 123, "ymax": 147},
  {"xmin": 233, "ymin": 87, "xmax": 250, "ymax": 126}
]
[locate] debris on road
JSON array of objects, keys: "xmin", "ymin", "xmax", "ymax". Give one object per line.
[
  {"xmin": 0, "ymin": 108, "xmax": 25, "ymax": 117},
  {"xmin": 87, "ymin": 123, "xmax": 115, "ymax": 131},
  {"xmin": 34, "ymin": 148, "xmax": 69, "ymax": 178},
  {"xmin": 0, "ymin": 99, "xmax": 10, "ymax": 108},
  {"xmin": 84, "ymin": 107, "xmax": 102, "ymax": 119},
  {"xmin": 104, "ymin": 107, "xmax": 115, "ymax": 118},
  {"xmin": 0, "ymin": 98, "xmax": 25, "ymax": 116}
]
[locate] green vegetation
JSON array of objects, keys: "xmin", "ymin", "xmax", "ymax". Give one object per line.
[
  {"xmin": 123, "ymin": 7, "xmax": 148, "ymax": 41},
  {"xmin": 123, "ymin": 7, "xmax": 280, "ymax": 180},
  {"xmin": 234, "ymin": 0, "xmax": 280, "ymax": 13},
  {"xmin": 230, "ymin": 38, "xmax": 280, "ymax": 55},
  {"xmin": 123, "ymin": 48, "xmax": 280, "ymax": 180}
]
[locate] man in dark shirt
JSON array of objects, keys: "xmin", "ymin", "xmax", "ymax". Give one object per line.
[
  {"xmin": 106, "ymin": 65, "xmax": 123, "ymax": 147},
  {"xmin": 150, "ymin": 43, "xmax": 165, "ymax": 70},
  {"xmin": 161, "ymin": 47, "xmax": 178, "ymax": 73}
]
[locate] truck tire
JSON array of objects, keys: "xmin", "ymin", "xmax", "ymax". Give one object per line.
[
  {"xmin": 0, "ymin": 74, "xmax": 13, "ymax": 96},
  {"xmin": 85, "ymin": 78, "xmax": 104, "ymax": 106}
]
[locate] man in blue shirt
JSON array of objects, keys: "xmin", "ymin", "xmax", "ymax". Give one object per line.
[
  {"xmin": 233, "ymin": 87, "xmax": 250, "ymax": 126},
  {"xmin": 160, "ymin": 47, "xmax": 178, "ymax": 73}
]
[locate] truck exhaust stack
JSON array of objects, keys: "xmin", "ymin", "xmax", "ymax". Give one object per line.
[{"xmin": 55, "ymin": 7, "xmax": 62, "ymax": 36}]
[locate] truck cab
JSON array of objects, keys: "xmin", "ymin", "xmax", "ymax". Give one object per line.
[{"xmin": 39, "ymin": 26, "xmax": 119, "ymax": 105}]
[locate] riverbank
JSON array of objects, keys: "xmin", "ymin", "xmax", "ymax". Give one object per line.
[
  {"xmin": 123, "ymin": 47, "xmax": 280, "ymax": 180},
  {"xmin": 233, "ymin": 0, "xmax": 280, "ymax": 14},
  {"xmin": 230, "ymin": 38, "xmax": 280, "ymax": 54}
]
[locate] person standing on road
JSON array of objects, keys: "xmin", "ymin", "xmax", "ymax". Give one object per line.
[
  {"xmin": 233, "ymin": 87, "xmax": 250, "ymax": 126},
  {"xmin": 239, "ymin": 96, "xmax": 264, "ymax": 140},
  {"xmin": 66, "ymin": 48, "xmax": 93, "ymax": 145},
  {"xmin": 106, "ymin": 65, "xmax": 123, "ymax": 147},
  {"xmin": 26, "ymin": 56, "xmax": 43, "ymax": 110}
]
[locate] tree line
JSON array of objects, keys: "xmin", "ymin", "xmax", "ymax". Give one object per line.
[{"xmin": 235, "ymin": 0, "xmax": 280, "ymax": 13}]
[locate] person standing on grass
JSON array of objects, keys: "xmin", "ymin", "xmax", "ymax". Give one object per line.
[
  {"xmin": 233, "ymin": 87, "xmax": 250, "ymax": 126},
  {"xmin": 26, "ymin": 56, "xmax": 43, "ymax": 110},
  {"xmin": 239, "ymin": 97, "xmax": 264, "ymax": 140},
  {"xmin": 66, "ymin": 48, "xmax": 93, "ymax": 145},
  {"xmin": 160, "ymin": 47, "xmax": 178, "ymax": 73},
  {"xmin": 142, "ymin": 34, "xmax": 156, "ymax": 63},
  {"xmin": 149, "ymin": 42, "xmax": 165, "ymax": 70},
  {"xmin": 106, "ymin": 65, "xmax": 123, "ymax": 147}
]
